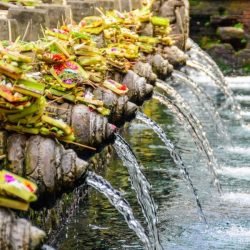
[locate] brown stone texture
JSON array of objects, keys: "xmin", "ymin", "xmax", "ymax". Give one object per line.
[
  {"xmin": 66, "ymin": 0, "xmax": 114, "ymax": 23},
  {"xmin": 0, "ymin": 18, "xmax": 18, "ymax": 41},
  {"xmin": 190, "ymin": 0, "xmax": 250, "ymax": 39},
  {"xmin": 207, "ymin": 43, "xmax": 235, "ymax": 67},
  {"xmin": 217, "ymin": 27, "xmax": 245, "ymax": 41},
  {"xmin": 7, "ymin": 7, "xmax": 49, "ymax": 41},
  {"xmin": 37, "ymin": 4, "xmax": 71, "ymax": 28},
  {"xmin": 66, "ymin": 0, "xmax": 96, "ymax": 23},
  {"xmin": 190, "ymin": 0, "xmax": 250, "ymax": 69}
]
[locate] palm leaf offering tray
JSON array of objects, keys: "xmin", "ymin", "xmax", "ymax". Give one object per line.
[
  {"xmin": 0, "ymin": 0, "xmax": 191, "ymax": 248},
  {"xmin": 0, "ymin": 170, "xmax": 37, "ymax": 211},
  {"xmin": 0, "ymin": 0, "xmax": 180, "ymax": 208},
  {"xmin": 0, "ymin": 1, "xmax": 173, "ymax": 145}
]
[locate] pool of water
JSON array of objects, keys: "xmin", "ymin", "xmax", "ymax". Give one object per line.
[{"xmin": 52, "ymin": 75, "xmax": 250, "ymax": 250}]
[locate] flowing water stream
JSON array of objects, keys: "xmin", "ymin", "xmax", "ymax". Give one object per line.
[
  {"xmin": 183, "ymin": 57, "xmax": 243, "ymax": 121},
  {"xmin": 136, "ymin": 111, "xmax": 207, "ymax": 224},
  {"xmin": 158, "ymin": 73, "xmax": 226, "ymax": 138},
  {"xmin": 85, "ymin": 171, "xmax": 151, "ymax": 249},
  {"xmin": 187, "ymin": 38, "xmax": 227, "ymax": 86},
  {"xmin": 153, "ymin": 84, "xmax": 221, "ymax": 191},
  {"xmin": 113, "ymin": 134, "xmax": 162, "ymax": 250},
  {"xmin": 52, "ymin": 48, "xmax": 250, "ymax": 249}
]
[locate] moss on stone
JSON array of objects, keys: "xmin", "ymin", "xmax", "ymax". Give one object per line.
[
  {"xmin": 199, "ymin": 36, "xmax": 221, "ymax": 49},
  {"xmin": 189, "ymin": 0, "xmax": 201, "ymax": 6}
]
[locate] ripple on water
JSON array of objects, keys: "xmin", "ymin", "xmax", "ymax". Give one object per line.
[
  {"xmin": 222, "ymin": 192, "xmax": 250, "ymax": 206},
  {"xmin": 227, "ymin": 76, "xmax": 250, "ymax": 88},
  {"xmin": 240, "ymin": 110, "xmax": 250, "ymax": 120},
  {"xmin": 222, "ymin": 225, "xmax": 250, "ymax": 238},
  {"xmin": 235, "ymin": 95, "xmax": 250, "ymax": 104},
  {"xmin": 217, "ymin": 167, "xmax": 250, "ymax": 180},
  {"xmin": 226, "ymin": 146, "xmax": 250, "ymax": 155},
  {"xmin": 164, "ymin": 223, "xmax": 250, "ymax": 250}
]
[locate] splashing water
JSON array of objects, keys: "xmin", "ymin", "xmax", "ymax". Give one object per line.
[
  {"xmin": 86, "ymin": 171, "xmax": 151, "ymax": 249},
  {"xmin": 187, "ymin": 38, "xmax": 227, "ymax": 86},
  {"xmin": 185, "ymin": 59, "xmax": 243, "ymax": 121},
  {"xmin": 186, "ymin": 59, "xmax": 232, "ymax": 97},
  {"xmin": 217, "ymin": 166, "xmax": 250, "ymax": 180},
  {"xmin": 113, "ymin": 134, "xmax": 163, "ymax": 250},
  {"xmin": 222, "ymin": 193, "xmax": 250, "ymax": 206},
  {"xmin": 153, "ymin": 92, "xmax": 221, "ymax": 193},
  {"xmin": 161, "ymin": 71, "xmax": 228, "ymax": 138},
  {"xmin": 136, "ymin": 111, "xmax": 207, "ymax": 224},
  {"xmin": 155, "ymin": 82, "xmax": 219, "ymax": 167}
]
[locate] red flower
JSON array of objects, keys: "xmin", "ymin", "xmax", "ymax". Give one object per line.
[
  {"xmin": 61, "ymin": 26, "xmax": 70, "ymax": 33},
  {"xmin": 118, "ymin": 84, "xmax": 127, "ymax": 91},
  {"xmin": 53, "ymin": 63, "xmax": 66, "ymax": 74},
  {"xmin": 52, "ymin": 53, "xmax": 66, "ymax": 62}
]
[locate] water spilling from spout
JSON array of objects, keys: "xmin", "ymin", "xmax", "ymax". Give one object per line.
[
  {"xmin": 186, "ymin": 59, "xmax": 232, "ymax": 97},
  {"xmin": 160, "ymin": 71, "xmax": 228, "ymax": 138},
  {"xmin": 86, "ymin": 171, "xmax": 151, "ymax": 249},
  {"xmin": 113, "ymin": 134, "xmax": 163, "ymax": 250},
  {"xmin": 136, "ymin": 111, "xmax": 207, "ymax": 224},
  {"xmin": 155, "ymin": 82, "xmax": 219, "ymax": 166},
  {"xmin": 184, "ymin": 59, "xmax": 243, "ymax": 121},
  {"xmin": 153, "ymin": 92, "xmax": 221, "ymax": 193},
  {"xmin": 187, "ymin": 38, "xmax": 227, "ymax": 86}
]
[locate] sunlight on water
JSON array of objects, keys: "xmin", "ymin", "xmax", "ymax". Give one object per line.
[
  {"xmin": 226, "ymin": 76, "xmax": 250, "ymax": 88},
  {"xmin": 226, "ymin": 146, "xmax": 250, "ymax": 155},
  {"xmin": 223, "ymin": 225, "xmax": 250, "ymax": 238},
  {"xmin": 235, "ymin": 95, "xmax": 250, "ymax": 103},
  {"xmin": 240, "ymin": 111, "xmax": 250, "ymax": 119},
  {"xmin": 217, "ymin": 167, "xmax": 250, "ymax": 180},
  {"xmin": 52, "ymin": 42, "xmax": 250, "ymax": 250},
  {"xmin": 222, "ymin": 193, "xmax": 250, "ymax": 206}
]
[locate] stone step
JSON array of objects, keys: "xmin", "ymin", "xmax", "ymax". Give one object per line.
[
  {"xmin": 66, "ymin": 0, "xmax": 114, "ymax": 23},
  {"xmin": 1, "ymin": 0, "xmax": 147, "ymax": 41},
  {"xmin": 0, "ymin": 18, "xmax": 18, "ymax": 41},
  {"xmin": 36, "ymin": 4, "xmax": 71, "ymax": 28}
]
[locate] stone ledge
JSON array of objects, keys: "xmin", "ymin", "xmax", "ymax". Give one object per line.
[
  {"xmin": 8, "ymin": 7, "xmax": 49, "ymax": 41},
  {"xmin": 0, "ymin": 18, "xmax": 18, "ymax": 41},
  {"xmin": 36, "ymin": 4, "xmax": 71, "ymax": 28}
]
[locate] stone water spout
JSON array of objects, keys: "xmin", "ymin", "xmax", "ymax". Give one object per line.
[
  {"xmin": 148, "ymin": 54, "xmax": 174, "ymax": 79},
  {"xmin": 122, "ymin": 70, "xmax": 154, "ymax": 104},
  {"xmin": 133, "ymin": 54, "xmax": 173, "ymax": 82},
  {"xmin": 90, "ymin": 87, "xmax": 138, "ymax": 124},
  {"xmin": 47, "ymin": 104, "xmax": 116, "ymax": 147},
  {"xmin": 162, "ymin": 45, "xmax": 188, "ymax": 66},
  {"xmin": 6, "ymin": 134, "xmax": 88, "ymax": 196},
  {"xmin": 133, "ymin": 61, "xmax": 158, "ymax": 84},
  {"xmin": 0, "ymin": 207, "xmax": 46, "ymax": 250}
]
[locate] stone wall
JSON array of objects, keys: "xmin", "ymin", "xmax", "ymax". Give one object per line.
[
  {"xmin": 190, "ymin": 0, "xmax": 250, "ymax": 73},
  {"xmin": 0, "ymin": 1, "xmax": 190, "ymax": 246},
  {"xmin": 0, "ymin": 5, "xmax": 71, "ymax": 41},
  {"xmin": 27, "ymin": 145, "xmax": 113, "ymax": 236},
  {"xmin": 0, "ymin": 0, "xmax": 132, "ymax": 41}
]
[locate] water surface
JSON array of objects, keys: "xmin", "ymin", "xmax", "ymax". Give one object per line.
[{"xmin": 53, "ymin": 76, "xmax": 250, "ymax": 250}]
